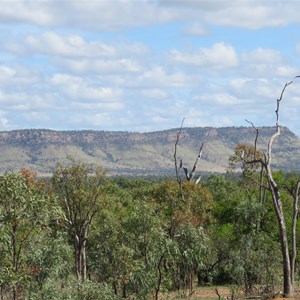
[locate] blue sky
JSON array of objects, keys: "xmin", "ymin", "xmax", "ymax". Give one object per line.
[{"xmin": 1, "ymin": 0, "xmax": 300, "ymax": 135}]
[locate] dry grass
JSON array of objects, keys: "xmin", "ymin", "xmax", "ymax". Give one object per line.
[
  {"xmin": 159, "ymin": 286, "xmax": 300, "ymax": 300},
  {"xmin": 159, "ymin": 286, "xmax": 231, "ymax": 300}
]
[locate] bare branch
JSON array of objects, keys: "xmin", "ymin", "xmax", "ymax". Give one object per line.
[
  {"xmin": 174, "ymin": 118, "xmax": 186, "ymax": 202},
  {"xmin": 267, "ymin": 81, "xmax": 293, "ymax": 165},
  {"xmin": 189, "ymin": 142, "xmax": 204, "ymax": 182},
  {"xmin": 245, "ymin": 119, "xmax": 259, "ymax": 159},
  {"xmin": 174, "ymin": 118, "xmax": 185, "ymax": 183}
]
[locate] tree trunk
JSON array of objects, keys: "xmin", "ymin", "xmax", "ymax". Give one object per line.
[
  {"xmin": 80, "ymin": 239, "xmax": 87, "ymax": 281},
  {"xmin": 290, "ymin": 181, "xmax": 299, "ymax": 286},
  {"xmin": 155, "ymin": 255, "xmax": 164, "ymax": 300},
  {"xmin": 74, "ymin": 234, "xmax": 81, "ymax": 281},
  {"xmin": 74, "ymin": 230, "xmax": 87, "ymax": 281},
  {"xmin": 270, "ymin": 182, "xmax": 293, "ymax": 297}
]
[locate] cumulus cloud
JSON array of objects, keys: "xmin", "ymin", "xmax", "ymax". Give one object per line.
[
  {"xmin": 139, "ymin": 89, "xmax": 170, "ymax": 100},
  {"xmin": 194, "ymin": 92, "xmax": 239, "ymax": 106},
  {"xmin": 0, "ymin": 110, "xmax": 9, "ymax": 127},
  {"xmin": 169, "ymin": 43, "xmax": 239, "ymax": 69},
  {"xmin": 0, "ymin": 0, "xmax": 177, "ymax": 30},
  {"xmin": 240, "ymin": 48, "xmax": 299, "ymax": 78},
  {"xmin": 132, "ymin": 66, "xmax": 202, "ymax": 88},
  {"xmin": 229, "ymin": 78, "xmax": 275, "ymax": 99},
  {"xmin": 0, "ymin": 1, "xmax": 54, "ymax": 25},
  {"xmin": 0, "ymin": 0, "xmax": 299, "ymax": 134},
  {"xmin": 0, "ymin": 64, "xmax": 41, "ymax": 86},
  {"xmin": 242, "ymin": 48, "xmax": 282, "ymax": 64},
  {"xmin": 6, "ymin": 32, "xmax": 116, "ymax": 57},
  {"xmin": 56, "ymin": 58, "xmax": 142, "ymax": 74},
  {"xmin": 160, "ymin": 0, "xmax": 300, "ymax": 29},
  {"xmin": 50, "ymin": 74, "xmax": 123, "ymax": 103},
  {"xmin": 183, "ymin": 23, "xmax": 210, "ymax": 36},
  {"xmin": 1, "ymin": 1, "xmax": 300, "ymax": 32}
]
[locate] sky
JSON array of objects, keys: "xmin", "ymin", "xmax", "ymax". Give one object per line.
[{"xmin": 1, "ymin": 0, "xmax": 300, "ymax": 135}]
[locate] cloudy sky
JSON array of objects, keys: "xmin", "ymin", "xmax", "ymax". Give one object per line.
[{"xmin": 1, "ymin": 0, "xmax": 300, "ymax": 135}]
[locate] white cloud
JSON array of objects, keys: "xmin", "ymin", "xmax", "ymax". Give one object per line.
[
  {"xmin": 133, "ymin": 66, "xmax": 201, "ymax": 88},
  {"xmin": 0, "ymin": 1, "xmax": 54, "ymax": 25},
  {"xmin": 8, "ymin": 32, "xmax": 116, "ymax": 57},
  {"xmin": 23, "ymin": 111, "xmax": 50, "ymax": 122},
  {"xmin": 240, "ymin": 48, "xmax": 299, "ymax": 78},
  {"xmin": 0, "ymin": 110, "xmax": 9, "ymax": 127},
  {"xmin": 50, "ymin": 74, "xmax": 123, "ymax": 102},
  {"xmin": 1, "ymin": 1, "xmax": 300, "ymax": 33},
  {"xmin": 275, "ymin": 65, "xmax": 299, "ymax": 77},
  {"xmin": 0, "ymin": 0, "xmax": 299, "ymax": 135},
  {"xmin": 242, "ymin": 48, "xmax": 282, "ymax": 64},
  {"xmin": 73, "ymin": 102, "xmax": 124, "ymax": 111},
  {"xmin": 0, "ymin": 89, "xmax": 57, "ymax": 112},
  {"xmin": 0, "ymin": 0, "xmax": 178, "ymax": 30},
  {"xmin": 56, "ymin": 58, "xmax": 142, "ymax": 74},
  {"xmin": 139, "ymin": 89, "xmax": 170, "ymax": 100},
  {"xmin": 229, "ymin": 78, "xmax": 274, "ymax": 99},
  {"xmin": 210, "ymin": 4, "xmax": 286, "ymax": 29},
  {"xmin": 160, "ymin": 0, "xmax": 300, "ymax": 29},
  {"xmin": 196, "ymin": 92, "xmax": 239, "ymax": 106},
  {"xmin": 169, "ymin": 43, "xmax": 239, "ymax": 69},
  {"xmin": 0, "ymin": 64, "xmax": 40, "ymax": 86},
  {"xmin": 183, "ymin": 23, "xmax": 210, "ymax": 36}
]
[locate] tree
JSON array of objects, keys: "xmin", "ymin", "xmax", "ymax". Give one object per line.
[
  {"xmin": 0, "ymin": 169, "xmax": 62, "ymax": 300},
  {"xmin": 231, "ymin": 80, "xmax": 299, "ymax": 297},
  {"xmin": 52, "ymin": 160, "xmax": 107, "ymax": 282},
  {"xmin": 152, "ymin": 180, "xmax": 213, "ymax": 295}
]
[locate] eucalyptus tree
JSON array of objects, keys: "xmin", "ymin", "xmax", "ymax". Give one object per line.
[
  {"xmin": 0, "ymin": 169, "xmax": 62, "ymax": 300},
  {"xmin": 230, "ymin": 80, "xmax": 300, "ymax": 297},
  {"xmin": 53, "ymin": 160, "xmax": 108, "ymax": 282}
]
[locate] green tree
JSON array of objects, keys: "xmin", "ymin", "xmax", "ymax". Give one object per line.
[
  {"xmin": 0, "ymin": 169, "xmax": 62, "ymax": 300},
  {"xmin": 204, "ymin": 174, "xmax": 282, "ymax": 293},
  {"xmin": 228, "ymin": 81, "xmax": 300, "ymax": 297},
  {"xmin": 53, "ymin": 160, "xmax": 107, "ymax": 282}
]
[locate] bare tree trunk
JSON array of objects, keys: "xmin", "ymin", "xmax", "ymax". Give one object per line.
[
  {"xmin": 81, "ymin": 234, "xmax": 87, "ymax": 281},
  {"xmin": 265, "ymin": 81, "xmax": 294, "ymax": 297},
  {"xmin": 270, "ymin": 183, "xmax": 293, "ymax": 297},
  {"xmin": 74, "ymin": 229, "xmax": 88, "ymax": 281},
  {"xmin": 74, "ymin": 234, "xmax": 81, "ymax": 281},
  {"xmin": 240, "ymin": 80, "xmax": 296, "ymax": 297},
  {"xmin": 290, "ymin": 181, "xmax": 300, "ymax": 286}
]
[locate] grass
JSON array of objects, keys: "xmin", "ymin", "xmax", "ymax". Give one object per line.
[{"xmin": 159, "ymin": 286, "xmax": 232, "ymax": 300}]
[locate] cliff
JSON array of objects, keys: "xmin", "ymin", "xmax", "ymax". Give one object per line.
[{"xmin": 0, "ymin": 126, "xmax": 299, "ymax": 176}]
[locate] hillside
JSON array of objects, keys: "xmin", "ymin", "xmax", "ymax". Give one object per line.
[{"xmin": 0, "ymin": 126, "xmax": 299, "ymax": 176}]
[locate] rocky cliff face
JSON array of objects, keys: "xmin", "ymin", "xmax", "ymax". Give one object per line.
[{"xmin": 0, "ymin": 126, "xmax": 298, "ymax": 176}]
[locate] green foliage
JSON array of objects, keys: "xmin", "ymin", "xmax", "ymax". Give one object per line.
[
  {"xmin": 0, "ymin": 165, "xmax": 298, "ymax": 298},
  {"xmin": 0, "ymin": 169, "xmax": 63, "ymax": 299},
  {"xmin": 203, "ymin": 174, "xmax": 284, "ymax": 293},
  {"xmin": 28, "ymin": 277, "xmax": 120, "ymax": 300},
  {"xmin": 52, "ymin": 159, "xmax": 108, "ymax": 281}
]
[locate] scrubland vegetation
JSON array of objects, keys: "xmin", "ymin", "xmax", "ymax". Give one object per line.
[{"xmin": 0, "ymin": 159, "xmax": 299, "ymax": 299}]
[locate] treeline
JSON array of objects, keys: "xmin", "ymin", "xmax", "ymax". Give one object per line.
[{"xmin": 0, "ymin": 160, "xmax": 298, "ymax": 299}]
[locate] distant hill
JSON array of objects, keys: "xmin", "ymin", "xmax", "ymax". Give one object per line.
[{"xmin": 0, "ymin": 127, "xmax": 299, "ymax": 176}]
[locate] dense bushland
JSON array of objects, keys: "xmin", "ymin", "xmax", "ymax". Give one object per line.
[{"xmin": 0, "ymin": 163, "xmax": 299, "ymax": 299}]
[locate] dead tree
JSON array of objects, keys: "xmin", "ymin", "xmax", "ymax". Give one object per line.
[
  {"xmin": 174, "ymin": 118, "xmax": 204, "ymax": 188},
  {"xmin": 238, "ymin": 80, "xmax": 299, "ymax": 297},
  {"xmin": 174, "ymin": 119, "xmax": 204, "ymax": 206}
]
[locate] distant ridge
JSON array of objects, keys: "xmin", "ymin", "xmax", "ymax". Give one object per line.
[{"xmin": 0, "ymin": 126, "xmax": 299, "ymax": 176}]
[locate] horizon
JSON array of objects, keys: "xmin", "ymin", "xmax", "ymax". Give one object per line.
[
  {"xmin": 0, "ymin": 124, "xmax": 296, "ymax": 136},
  {"xmin": 1, "ymin": 1, "xmax": 300, "ymax": 135}
]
